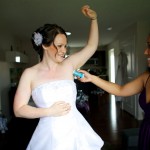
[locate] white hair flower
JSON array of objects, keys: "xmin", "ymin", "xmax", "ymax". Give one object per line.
[{"xmin": 33, "ymin": 32, "xmax": 43, "ymax": 46}]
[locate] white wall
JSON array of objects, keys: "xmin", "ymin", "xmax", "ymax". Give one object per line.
[
  {"xmin": 135, "ymin": 22, "xmax": 150, "ymax": 120},
  {"xmin": 108, "ymin": 21, "xmax": 150, "ymax": 120}
]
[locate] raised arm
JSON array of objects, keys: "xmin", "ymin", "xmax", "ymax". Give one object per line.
[
  {"xmin": 67, "ymin": 5, "xmax": 99, "ymax": 69},
  {"xmin": 78, "ymin": 70, "xmax": 146, "ymax": 97}
]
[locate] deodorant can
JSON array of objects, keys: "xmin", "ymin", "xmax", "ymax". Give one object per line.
[{"xmin": 73, "ymin": 70, "xmax": 84, "ymax": 78}]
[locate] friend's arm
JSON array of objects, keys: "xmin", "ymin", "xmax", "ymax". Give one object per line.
[{"xmin": 78, "ymin": 70, "xmax": 145, "ymax": 97}]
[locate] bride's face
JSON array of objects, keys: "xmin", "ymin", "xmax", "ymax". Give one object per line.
[
  {"xmin": 144, "ymin": 36, "xmax": 150, "ymax": 67},
  {"xmin": 47, "ymin": 34, "xmax": 68, "ymax": 63}
]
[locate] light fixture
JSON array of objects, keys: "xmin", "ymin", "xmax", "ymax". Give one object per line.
[
  {"xmin": 107, "ymin": 27, "xmax": 112, "ymax": 31},
  {"xmin": 65, "ymin": 32, "xmax": 71, "ymax": 35}
]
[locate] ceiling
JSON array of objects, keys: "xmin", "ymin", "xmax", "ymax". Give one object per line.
[{"xmin": 0, "ymin": 0, "xmax": 150, "ymax": 48}]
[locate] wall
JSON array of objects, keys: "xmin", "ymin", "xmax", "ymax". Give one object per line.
[
  {"xmin": 0, "ymin": 29, "xmax": 39, "ymax": 120},
  {"xmin": 135, "ymin": 22, "xmax": 150, "ymax": 120},
  {"xmin": 0, "ymin": 30, "xmax": 17, "ymax": 119},
  {"xmin": 117, "ymin": 23, "xmax": 137, "ymax": 117},
  {"xmin": 0, "ymin": 61, "xmax": 11, "ymax": 117},
  {"xmin": 108, "ymin": 21, "xmax": 150, "ymax": 120}
]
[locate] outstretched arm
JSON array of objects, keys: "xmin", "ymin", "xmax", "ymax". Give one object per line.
[
  {"xmin": 78, "ymin": 70, "xmax": 145, "ymax": 97},
  {"xmin": 68, "ymin": 5, "xmax": 99, "ymax": 69}
]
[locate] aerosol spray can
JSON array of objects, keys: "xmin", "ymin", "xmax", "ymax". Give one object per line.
[{"xmin": 73, "ymin": 70, "xmax": 84, "ymax": 78}]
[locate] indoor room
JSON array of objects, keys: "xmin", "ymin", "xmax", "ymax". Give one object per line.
[{"xmin": 0, "ymin": 0, "xmax": 150, "ymax": 150}]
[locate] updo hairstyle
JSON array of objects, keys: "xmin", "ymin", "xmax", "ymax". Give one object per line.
[{"xmin": 31, "ymin": 24, "xmax": 67, "ymax": 60}]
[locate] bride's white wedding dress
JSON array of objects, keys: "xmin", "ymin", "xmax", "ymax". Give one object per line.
[{"xmin": 26, "ymin": 80, "xmax": 104, "ymax": 150}]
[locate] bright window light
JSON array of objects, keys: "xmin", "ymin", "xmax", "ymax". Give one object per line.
[
  {"xmin": 15, "ymin": 56, "xmax": 20, "ymax": 63},
  {"xmin": 109, "ymin": 49, "xmax": 115, "ymax": 82}
]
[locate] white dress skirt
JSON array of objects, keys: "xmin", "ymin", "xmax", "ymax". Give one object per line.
[{"xmin": 26, "ymin": 80, "xmax": 104, "ymax": 150}]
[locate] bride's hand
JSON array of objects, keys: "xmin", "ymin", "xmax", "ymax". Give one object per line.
[
  {"xmin": 48, "ymin": 101, "xmax": 71, "ymax": 117},
  {"xmin": 81, "ymin": 5, "xmax": 97, "ymax": 20}
]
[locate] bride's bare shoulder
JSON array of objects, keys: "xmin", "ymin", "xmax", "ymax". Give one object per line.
[{"xmin": 21, "ymin": 64, "xmax": 40, "ymax": 77}]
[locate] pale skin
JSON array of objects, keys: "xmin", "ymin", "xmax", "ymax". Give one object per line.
[
  {"xmin": 13, "ymin": 5, "xmax": 99, "ymax": 118},
  {"xmin": 78, "ymin": 35, "xmax": 150, "ymax": 103}
]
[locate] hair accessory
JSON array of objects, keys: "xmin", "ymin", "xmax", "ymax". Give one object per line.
[{"xmin": 33, "ymin": 32, "xmax": 43, "ymax": 46}]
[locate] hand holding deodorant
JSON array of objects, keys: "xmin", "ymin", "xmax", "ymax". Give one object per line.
[{"xmin": 73, "ymin": 70, "xmax": 84, "ymax": 78}]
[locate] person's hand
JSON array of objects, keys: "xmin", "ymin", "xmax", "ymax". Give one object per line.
[
  {"xmin": 77, "ymin": 70, "xmax": 92, "ymax": 82},
  {"xmin": 48, "ymin": 101, "xmax": 71, "ymax": 117},
  {"xmin": 81, "ymin": 5, "xmax": 97, "ymax": 20}
]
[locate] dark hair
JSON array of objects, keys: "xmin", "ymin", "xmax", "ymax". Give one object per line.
[{"xmin": 31, "ymin": 24, "xmax": 67, "ymax": 60}]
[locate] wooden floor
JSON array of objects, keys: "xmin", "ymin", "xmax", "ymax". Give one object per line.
[
  {"xmin": 0, "ymin": 92, "xmax": 141, "ymax": 150},
  {"xmin": 87, "ymin": 92, "xmax": 141, "ymax": 150}
]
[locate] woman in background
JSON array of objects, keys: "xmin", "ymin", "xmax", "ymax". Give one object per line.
[
  {"xmin": 78, "ymin": 34, "xmax": 150, "ymax": 150},
  {"xmin": 13, "ymin": 5, "xmax": 104, "ymax": 150}
]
